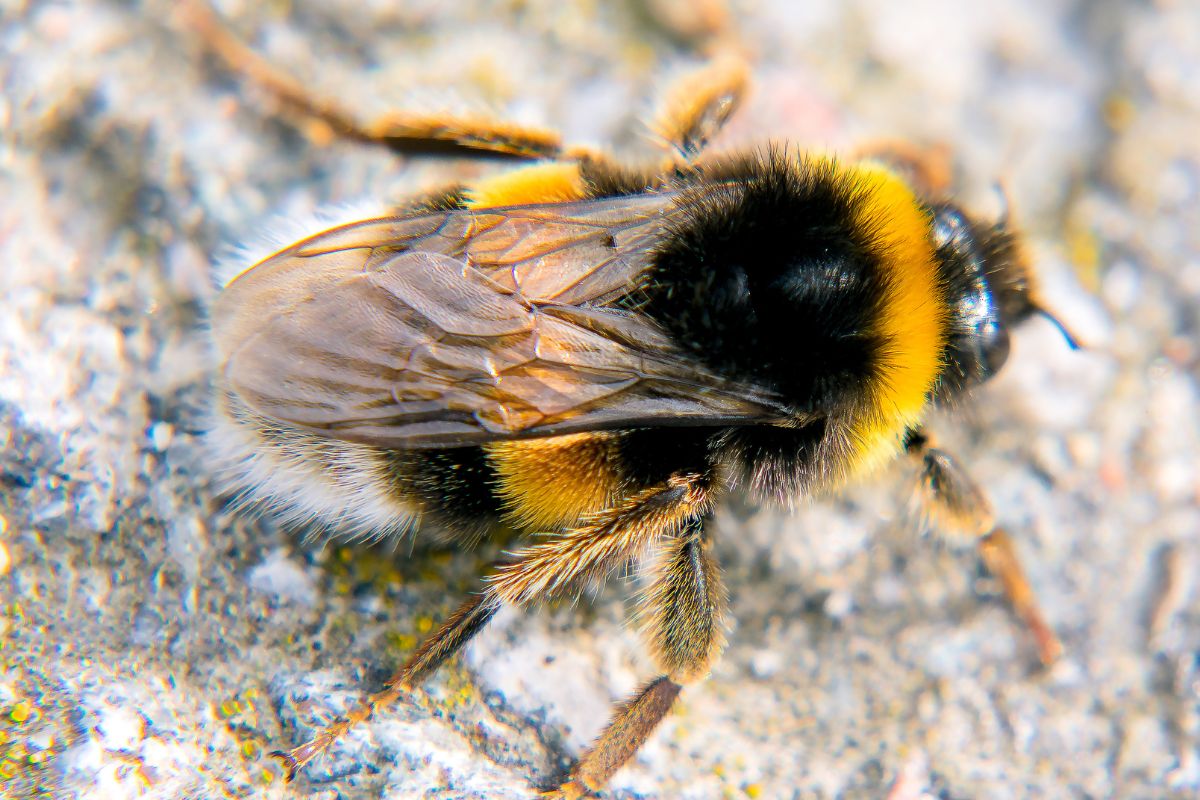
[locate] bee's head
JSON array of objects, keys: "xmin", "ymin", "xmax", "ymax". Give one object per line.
[{"xmin": 930, "ymin": 201, "xmax": 1075, "ymax": 400}]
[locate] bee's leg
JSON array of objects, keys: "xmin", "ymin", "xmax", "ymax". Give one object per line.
[
  {"xmin": 545, "ymin": 678, "xmax": 683, "ymax": 800},
  {"xmin": 272, "ymin": 591, "xmax": 502, "ymax": 780},
  {"xmin": 486, "ymin": 473, "xmax": 713, "ymax": 606},
  {"xmin": 178, "ymin": 0, "xmax": 564, "ymax": 159},
  {"xmin": 275, "ymin": 473, "xmax": 713, "ymax": 780},
  {"xmin": 650, "ymin": 56, "xmax": 749, "ymax": 162},
  {"xmin": 905, "ymin": 428, "xmax": 1063, "ymax": 666},
  {"xmin": 547, "ymin": 516, "xmax": 726, "ymax": 799}
]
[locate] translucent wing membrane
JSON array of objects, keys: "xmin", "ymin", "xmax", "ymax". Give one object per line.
[{"xmin": 213, "ymin": 194, "xmax": 788, "ymax": 447}]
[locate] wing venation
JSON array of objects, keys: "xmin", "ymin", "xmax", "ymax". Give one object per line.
[{"xmin": 214, "ymin": 194, "xmax": 789, "ymax": 447}]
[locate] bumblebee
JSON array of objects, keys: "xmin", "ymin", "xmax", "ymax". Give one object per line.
[{"xmin": 194, "ymin": 4, "xmax": 1071, "ymax": 796}]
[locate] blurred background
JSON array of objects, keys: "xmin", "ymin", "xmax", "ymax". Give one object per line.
[{"xmin": 1, "ymin": 0, "xmax": 1197, "ymax": 797}]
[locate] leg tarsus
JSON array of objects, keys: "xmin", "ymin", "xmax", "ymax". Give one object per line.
[
  {"xmin": 979, "ymin": 528, "xmax": 1063, "ymax": 666},
  {"xmin": 276, "ymin": 592, "xmax": 501, "ymax": 777},
  {"xmin": 269, "ymin": 749, "xmax": 300, "ymax": 783},
  {"xmin": 180, "ymin": 0, "xmax": 563, "ymax": 159},
  {"xmin": 907, "ymin": 427, "xmax": 1062, "ymax": 666},
  {"xmin": 552, "ymin": 677, "xmax": 683, "ymax": 796}
]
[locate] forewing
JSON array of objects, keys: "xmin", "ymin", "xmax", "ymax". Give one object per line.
[{"xmin": 214, "ymin": 196, "xmax": 787, "ymax": 447}]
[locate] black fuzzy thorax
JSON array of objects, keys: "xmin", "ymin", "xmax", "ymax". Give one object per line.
[{"xmin": 633, "ymin": 153, "xmax": 890, "ymax": 417}]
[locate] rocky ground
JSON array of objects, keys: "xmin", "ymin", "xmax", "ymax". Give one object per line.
[{"xmin": 1, "ymin": 0, "xmax": 1198, "ymax": 798}]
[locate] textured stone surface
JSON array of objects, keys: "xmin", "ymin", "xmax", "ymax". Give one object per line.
[{"xmin": 2, "ymin": 1, "xmax": 1197, "ymax": 798}]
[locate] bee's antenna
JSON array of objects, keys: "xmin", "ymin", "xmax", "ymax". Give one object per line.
[
  {"xmin": 1033, "ymin": 304, "xmax": 1083, "ymax": 350},
  {"xmin": 992, "ymin": 180, "xmax": 1012, "ymax": 229}
]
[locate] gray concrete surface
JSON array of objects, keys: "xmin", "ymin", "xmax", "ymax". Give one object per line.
[{"xmin": 1, "ymin": 1, "xmax": 1197, "ymax": 798}]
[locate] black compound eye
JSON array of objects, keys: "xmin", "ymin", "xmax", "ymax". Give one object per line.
[
  {"xmin": 931, "ymin": 202, "xmax": 1012, "ymax": 392},
  {"xmin": 979, "ymin": 316, "xmax": 1010, "ymax": 377},
  {"xmin": 956, "ymin": 265, "xmax": 1008, "ymax": 381}
]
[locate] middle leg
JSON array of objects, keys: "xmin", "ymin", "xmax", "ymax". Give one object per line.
[{"xmin": 180, "ymin": 0, "xmax": 565, "ymax": 159}]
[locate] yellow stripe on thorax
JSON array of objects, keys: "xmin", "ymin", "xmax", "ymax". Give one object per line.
[
  {"xmin": 486, "ymin": 433, "xmax": 622, "ymax": 530},
  {"xmin": 843, "ymin": 161, "xmax": 948, "ymax": 474},
  {"xmin": 466, "ymin": 162, "xmax": 586, "ymax": 209}
]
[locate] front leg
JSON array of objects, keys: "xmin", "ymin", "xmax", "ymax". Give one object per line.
[
  {"xmin": 905, "ymin": 427, "xmax": 1062, "ymax": 666},
  {"xmin": 547, "ymin": 515, "xmax": 727, "ymax": 798}
]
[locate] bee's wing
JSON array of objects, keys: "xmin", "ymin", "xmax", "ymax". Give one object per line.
[{"xmin": 213, "ymin": 194, "xmax": 789, "ymax": 447}]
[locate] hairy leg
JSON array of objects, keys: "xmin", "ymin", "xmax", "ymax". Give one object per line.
[
  {"xmin": 179, "ymin": 0, "xmax": 564, "ymax": 159},
  {"xmin": 906, "ymin": 427, "xmax": 1062, "ymax": 666},
  {"xmin": 649, "ymin": 56, "xmax": 749, "ymax": 161},
  {"xmin": 182, "ymin": 0, "xmax": 754, "ymax": 177},
  {"xmin": 547, "ymin": 515, "xmax": 727, "ymax": 798},
  {"xmin": 851, "ymin": 140, "xmax": 955, "ymax": 198},
  {"xmin": 273, "ymin": 592, "xmax": 501, "ymax": 779},
  {"xmin": 275, "ymin": 472, "xmax": 714, "ymax": 780}
]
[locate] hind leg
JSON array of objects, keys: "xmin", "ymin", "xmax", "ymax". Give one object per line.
[
  {"xmin": 275, "ymin": 474, "xmax": 714, "ymax": 781},
  {"xmin": 546, "ymin": 515, "xmax": 727, "ymax": 798}
]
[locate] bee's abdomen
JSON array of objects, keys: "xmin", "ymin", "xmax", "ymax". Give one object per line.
[
  {"xmin": 214, "ymin": 389, "xmax": 508, "ymax": 542},
  {"xmin": 385, "ymin": 429, "xmax": 717, "ymax": 537},
  {"xmin": 485, "ymin": 433, "xmax": 624, "ymax": 530},
  {"xmin": 380, "ymin": 446, "xmax": 508, "ymax": 541},
  {"xmin": 213, "ymin": 391, "xmax": 717, "ymax": 541},
  {"xmin": 210, "ymin": 390, "xmax": 421, "ymax": 539}
]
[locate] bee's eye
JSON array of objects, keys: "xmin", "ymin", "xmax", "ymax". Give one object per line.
[
  {"xmin": 954, "ymin": 274, "xmax": 1009, "ymax": 382},
  {"xmin": 931, "ymin": 202, "xmax": 1012, "ymax": 391},
  {"xmin": 978, "ymin": 315, "xmax": 1010, "ymax": 377}
]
